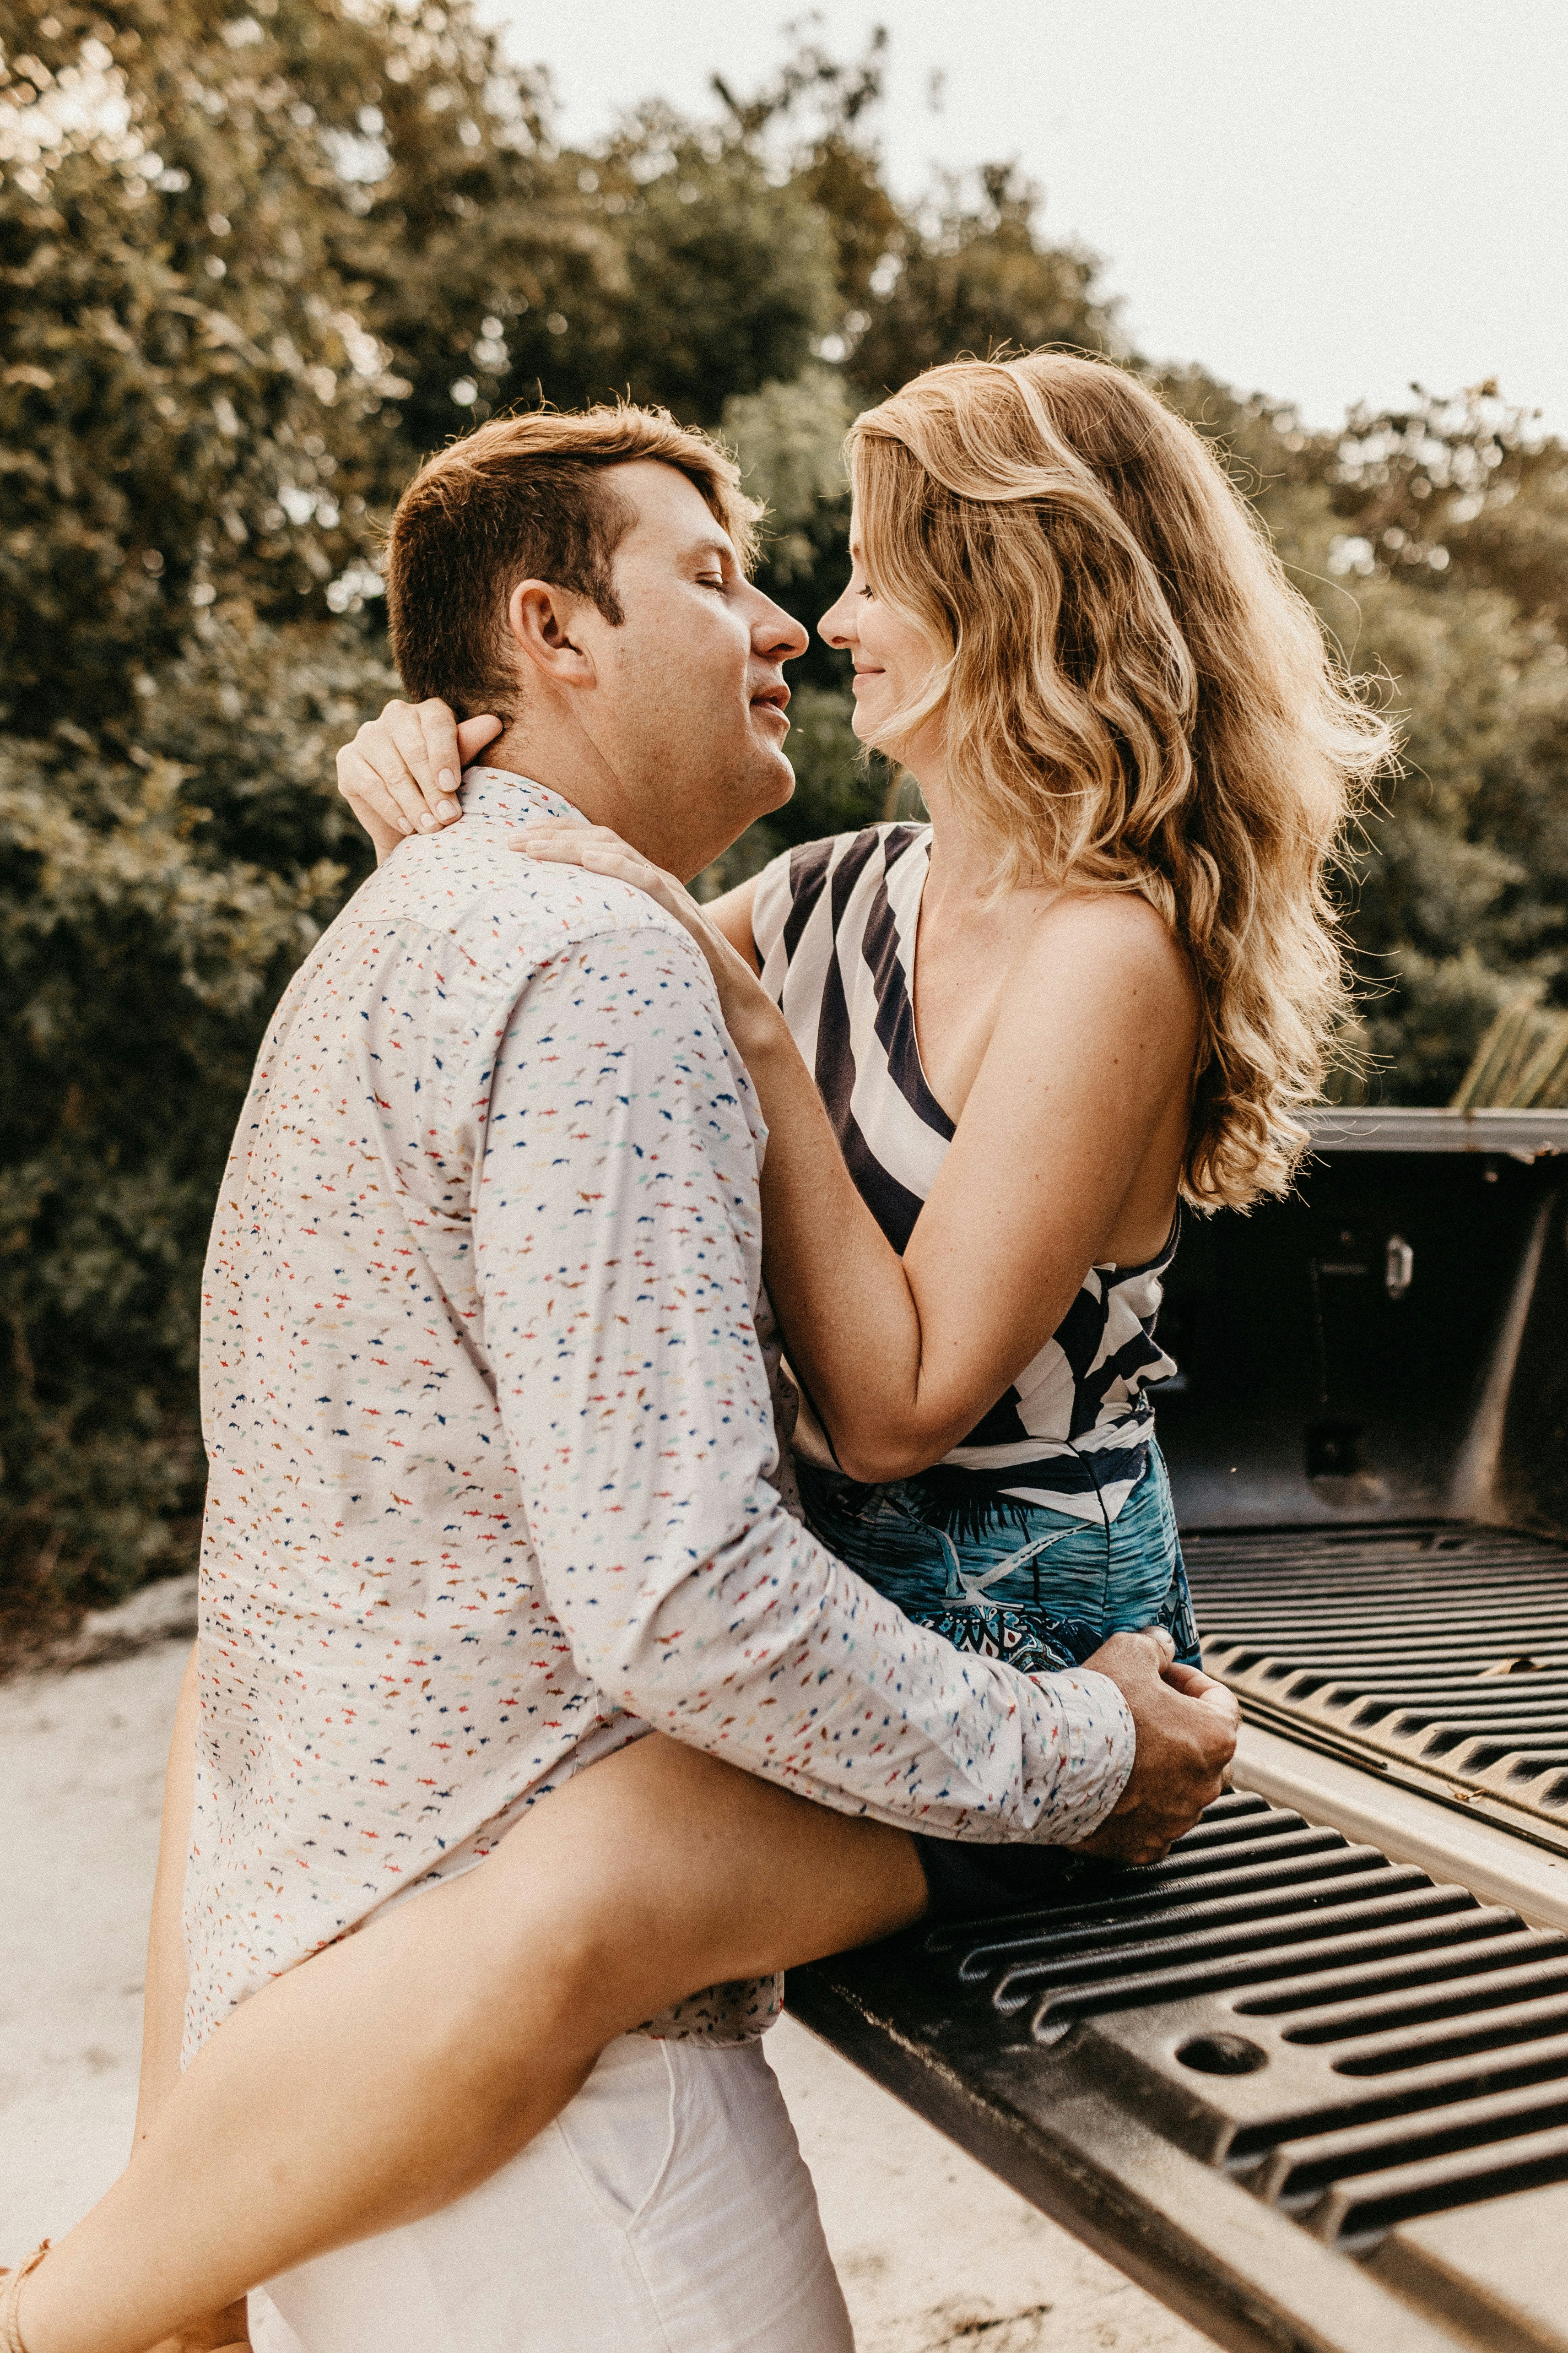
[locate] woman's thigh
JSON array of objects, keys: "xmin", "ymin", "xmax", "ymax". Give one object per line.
[
  {"xmin": 437, "ymin": 1730, "xmax": 929, "ymax": 2046},
  {"xmin": 255, "ymin": 2032, "xmax": 852, "ymax": 2353}
]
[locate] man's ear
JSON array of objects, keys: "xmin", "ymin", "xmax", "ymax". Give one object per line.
[{"xmin": 507, "ymin": 580, "xmax": 597, "ymax": 692}]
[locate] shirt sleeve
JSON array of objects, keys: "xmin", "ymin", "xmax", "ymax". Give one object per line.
[{"xmin": 472, "ymin": 922, "xmax": 1135, "ymax": 1847}]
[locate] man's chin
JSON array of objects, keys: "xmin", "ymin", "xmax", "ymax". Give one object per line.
[
  {"xmin": 760, "ymin": 746, "xmax": 798, "ymax": 814},
  {"xmin": 729, "ymin": 746, "xmax": 798, "ymax": 828},
  {"xmin": 681, "ymin": 761, "xmax": 795, "ymax": 882}
]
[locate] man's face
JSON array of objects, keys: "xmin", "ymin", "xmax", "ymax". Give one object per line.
[{"xmin": 564, "ymin": 461, "xmax": 808, "ymax": 878}]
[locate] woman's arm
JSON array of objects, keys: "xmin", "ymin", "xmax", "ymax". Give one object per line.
[
  {"xmin": 511, "ymin": 823, "xmax": 1196, "ymax": 1483},
  {"xmin": 700, "ymin": 873, "xmax": 762, "ymax": 972},
  {"xmin": 753, "ymin": 898, "xmax": 1196, "ymax": 1478}
]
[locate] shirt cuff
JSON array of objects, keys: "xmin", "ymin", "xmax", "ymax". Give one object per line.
[{"xmin": 1029, "ymin": 1666, "xmax": 1137, "ymax": 1846}]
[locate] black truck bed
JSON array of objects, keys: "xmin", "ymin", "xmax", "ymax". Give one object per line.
[{"xmin": 790, "ymin": 1111, "xmax": 1568, "ymax": 2353}]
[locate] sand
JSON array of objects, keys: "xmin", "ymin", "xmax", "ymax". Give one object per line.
[{"xmin": 0, "ymin": 1627, "xmax": 1210, "ymax": 2351}]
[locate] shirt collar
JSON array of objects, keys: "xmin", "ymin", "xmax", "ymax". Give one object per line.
[{"xmin": 459, "ymin": 766, "xmax": 587, "ymax": 827}]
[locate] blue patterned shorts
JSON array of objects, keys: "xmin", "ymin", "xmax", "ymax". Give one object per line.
[
  {"xmin": 795, "ymin": 1442, "xmax": 1199, "ymax": 1676},
  {"xmin": 798, "ymin": 1444, "xmax": 1199, "ymax": 1919}
]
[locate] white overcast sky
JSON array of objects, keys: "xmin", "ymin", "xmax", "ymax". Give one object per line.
[{"xmin": 475, "ymin": 0, "xmax": 1568, "ymax": 435}]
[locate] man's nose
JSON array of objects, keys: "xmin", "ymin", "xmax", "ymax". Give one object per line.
[{"xmin": 752, "ymin": 594, "xmax": 809, "ymax": 662}]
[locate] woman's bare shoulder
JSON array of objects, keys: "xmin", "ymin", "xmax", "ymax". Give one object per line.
[
  {"xmin": 1012, "ymin": 887, "xmax": 1200, "ymax": 1029},
  {"xmin": 1032, "ymin": 885, "xmax": 1190, "ymax": 965}
]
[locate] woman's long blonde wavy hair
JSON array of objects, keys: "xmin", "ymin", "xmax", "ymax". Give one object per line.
[{"xmin": 849, "ymin": 352, "xmax": 1393, "ymax": 1209}]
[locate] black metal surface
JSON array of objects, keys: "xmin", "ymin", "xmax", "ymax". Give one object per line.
[
  {"xmin": 790, "ymin": 1788, "xmax": 1568, "ymax": 2349},
  {"xmin": 1156, "ymin": 1135, "xmax": 1568, "ymax": 1535},
  {"xmin": 1189, "ymin": 1523, "xmax": 1568, "ymax": 1847},
  {"xmin": 918, "ymin": 1791, "xmax": 1568, "ymax": 2245}
]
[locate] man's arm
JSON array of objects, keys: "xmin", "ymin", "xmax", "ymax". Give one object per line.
[{"xmin": 474, "ymin": 925, "xmax": 1158, "ymax": 1848}]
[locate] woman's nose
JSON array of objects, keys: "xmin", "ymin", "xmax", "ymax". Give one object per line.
[{"xmin": 818, "ymin": 596, "xmax": 854, "ymax": 649}]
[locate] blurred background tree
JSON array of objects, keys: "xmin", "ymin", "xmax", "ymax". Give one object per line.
[
  {"xmin": 1149, "ymin": 374, "xmax": 1568, "ymax": 1100},
  {"xmin": 1, "ymin": 0, "xmax": 1564, "ymax": 1617}
]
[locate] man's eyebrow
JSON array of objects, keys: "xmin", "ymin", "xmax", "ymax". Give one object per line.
[{"xmin": 683, "ymin": 534, "xmax": 735, "ymax": 567}]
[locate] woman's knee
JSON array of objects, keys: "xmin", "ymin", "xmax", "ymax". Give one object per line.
[{"xmin": 445, "ymin": 1819, "xmax": 680, "ymax": 2052}]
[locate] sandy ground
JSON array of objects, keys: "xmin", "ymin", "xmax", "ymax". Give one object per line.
[{"xmin": 0, "ymin": 1627, "xmax": 1210, "ymax": 2352}]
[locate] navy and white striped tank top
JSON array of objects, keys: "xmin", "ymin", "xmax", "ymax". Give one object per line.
[{"xmin": 750, "ymin": 823, "xmax": 1179, "ymax": 1523}]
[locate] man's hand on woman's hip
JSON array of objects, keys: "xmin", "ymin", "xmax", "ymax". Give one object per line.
[{"xmin": 1072, "ymin": 1627, "xmax": 1239, "ymax": 1865}]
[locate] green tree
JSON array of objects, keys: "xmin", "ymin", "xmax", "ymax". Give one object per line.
[
  {"xmin": 1152, "ymin": 373, "xmax": 1568, "ymax": 1101},
  {"xmin": 0, "ymin": 5, "xmax": 887, "ymax": 1607},
  {"xmin": 1, "ymin": 0, "xmax": 409, "ymax": 1610},
  {"xmin": 692, "ymin": 38, "xmax": 1128, "ymax": 879},
  {"xmin": 3, "ymin": 3, "xmax": 1565, "ymax": 1626},
  {"xmin": 849, "ymin": 163, "xmax": 1119, "ymax": 398},
  {"xmin": 0, "ymin": 0, "xmax": 383, "ymax": 735}
]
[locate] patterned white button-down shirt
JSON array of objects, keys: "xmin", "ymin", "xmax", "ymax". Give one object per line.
[{"xmin": 184, "ymin": 768, "xmax": 1134, "ymax": 2052}]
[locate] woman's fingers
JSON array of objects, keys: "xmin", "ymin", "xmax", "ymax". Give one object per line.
[
  {"xmin": 336, "ymin": 721, "xmax": 429, "ymax": 838},
  {"xmin": 404, "ymin": 701, "xmax": 465, "ymax": 822},
  {"xmin": 455, "ymin": 713, "xmax": 503, "ymax": 770},
  {"xmin": 519, "ymin": 830, "xmax": 697, "ymax": 927},
  {"xmin": 510, "ymin": 824, "xmax": 727, "ymax": 960},
  {"xmin": 514, "ymin": 829, "xmax": 636, "ymax": 865},
  {"xmin": 385, "ymin": 699, "xmax": 465, "ymax": 828},
  {"xmin": 401, "ymin": 703, "xmax": 501, "ymax": 823},
  {"xmin": 508, "ymin": 823, "xmax": 772, "ymax": 1039},
  {"xmin": 510, "ymin": 824, "xmax": 669, "ymax": 894},
  {"xmin": 336, "ymin": 700, "xmax": 497, "ymax": 846}
]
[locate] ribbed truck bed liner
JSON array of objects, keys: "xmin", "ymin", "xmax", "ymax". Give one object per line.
[
  {"xmin": 790, "ymin": 1515, "xmax": 1568, "ymax": 2353},
  {"xmin": 790, "ymin": 1785, "xmax": 1568, "ymax": 2353},
  {"xmin": 1189, "ymin": 1522, "xmax": 1568, "ymax": 1854}
]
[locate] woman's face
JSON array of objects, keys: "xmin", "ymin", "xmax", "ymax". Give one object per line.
[{"xmin": 818, "ymin": 530, "xmax": 940, "ymax": 767}]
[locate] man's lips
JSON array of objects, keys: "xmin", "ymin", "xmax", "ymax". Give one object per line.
[{"xmin": 750, "ymin": 682, "xmax": 790, "ymax": 727}]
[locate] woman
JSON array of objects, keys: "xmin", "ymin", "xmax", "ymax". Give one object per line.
[{"xmin": 4, "ymin": 353, "xmax": 1387, "ymax": 2353}]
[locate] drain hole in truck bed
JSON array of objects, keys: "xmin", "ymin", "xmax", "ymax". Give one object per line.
[{"xmin": 1177, "ymin": 2034, "xmax": 1270, "ymax": 2076}]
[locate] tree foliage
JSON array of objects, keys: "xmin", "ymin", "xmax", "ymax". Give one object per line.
[
  {"xmin": 1, "ymin": 1, "xmax": 1564, "ymax": 1612},
  {"xmin": 1148, "ymin": 375, "xmax": 1568, "ymax": 1096}
]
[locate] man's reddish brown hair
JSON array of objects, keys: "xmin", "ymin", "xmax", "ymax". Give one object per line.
[{"xmin": 385, "ymin": 404, "xmax": 762, "ymax": 720}]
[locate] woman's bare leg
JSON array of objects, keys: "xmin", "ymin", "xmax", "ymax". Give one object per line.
[{"xmin": 15, "ymin": 1736, "xmax": 927, "ymax": 2353}]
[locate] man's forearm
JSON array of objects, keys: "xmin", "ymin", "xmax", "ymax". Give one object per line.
[
  {"xmin": 573, "ymin": 1496, "xmax": 1135, "ymax": 1847},
  {"xmin": 134, "ymin": 1641, "xmax": 199, "ymax": 2149}
]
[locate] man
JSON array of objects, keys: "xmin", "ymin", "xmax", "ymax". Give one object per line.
[{"xmin": 114, "ymin": 405, "xmax": 1234, "ymax": 2353}]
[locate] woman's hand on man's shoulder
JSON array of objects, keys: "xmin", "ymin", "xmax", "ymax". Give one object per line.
[{"xmin": 335, "ymin": 699, "xmax": 501, "ymax": 863}]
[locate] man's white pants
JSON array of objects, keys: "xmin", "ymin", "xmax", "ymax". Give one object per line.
[{"xmin": 248, "ymin": 2030, "xmax": 854, "ymax": 2353}]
